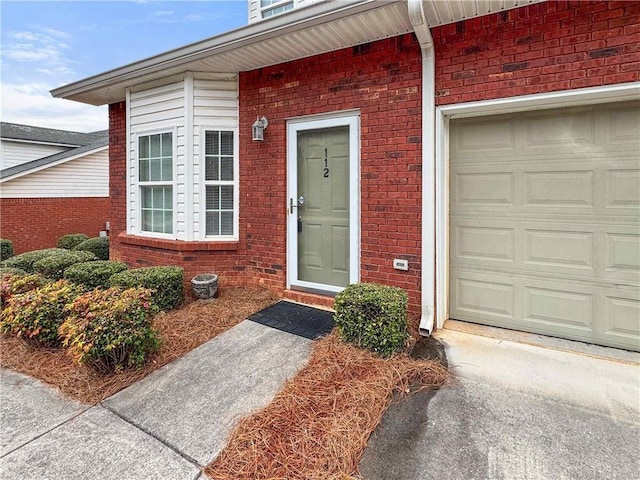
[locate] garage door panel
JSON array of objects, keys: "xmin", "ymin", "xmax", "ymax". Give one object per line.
[
  {"xmin": 524, "ymin": 229, "xmax": 593, "ymax": 270},
  {"xmin": 524, "ymin": 110, "xmax": 595, "ymax": 150},
  {"xmin": 449, "ymin": 101, "xmax": 640, "ymax": 351},
  {"xmin": 450, "ymin": 272, "xmax": 515, "ymax": 321},
  {"xmin": 523, "ymin": 286, "xmax": 593, "ymax": 332},
  {"xmin": 452, "ymin": 171, "xmax": 514, "ymax": 206},
  {"xmin": 605, "ymin": 232, "xmax": 640, "ymax": 276},
  {"xmin": 605, "ymin": 168, "xmax": 640, "ymax": 209},
  {"xmin": 601, "ymin": 290, "xmax": 640, "ymax": 351},
  {"xmin": 524, "ymin": 170, "xmax": 594, "ymax": 207},
  {"xmin": 453, "ymin": 225, "xmax": 515, "ymax": 263}
]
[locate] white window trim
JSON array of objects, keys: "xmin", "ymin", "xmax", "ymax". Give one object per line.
[
  {"xmin": 286, "ymin": 112, "xmax": 361, "ymax": 293},
  {"xmin": 434, "ymin": 82, "xmax": 640, "ymax": 329},
  {"xmin": 199, "ymin": 126, "xmax": 240, "ymax": 242},
  {"xmin": 260, "ymin": 0, "xmax": 296, "ymax": 18},
  {"xmin": 132, "ymin": 127, "xmax": 178, "ymax": 240}
]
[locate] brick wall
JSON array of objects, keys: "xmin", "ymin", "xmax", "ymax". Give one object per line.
[
  {"xmin": 433, "ymin": 0, "xmax": 640, "ymax": 104},
  {"xmin": 0, "ymin": 197, "xmax": 109, "ymax": 254},
  {"xmin": 240, "ymin": 34, "xmax": 424, "ymax": 310}
]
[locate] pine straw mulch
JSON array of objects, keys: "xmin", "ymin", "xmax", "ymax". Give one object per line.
[
  {"xmin": 0, "ymin": 287, "xmax": 277, "ymax": 404},
  {"xmin": 205, "ymin": 331, "xmax": 450, "ymax": 480}
]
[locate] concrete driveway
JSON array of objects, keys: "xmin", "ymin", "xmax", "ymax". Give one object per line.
[
  {"xmin": 360, "ymin": 325, "xmax": 640, "ymax": 480},
  {"xmin": 0, "ymin": 320, "xmax": 312, "ymax": 479}
]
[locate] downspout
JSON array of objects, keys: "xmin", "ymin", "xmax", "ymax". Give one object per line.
[{"xmin": 407, "ymin": 0, "xmax": 436, "ymax": 337}]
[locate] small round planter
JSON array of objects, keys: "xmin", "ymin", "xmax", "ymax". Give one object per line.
[{"xmin": 191, "ymin": 273, "xmax": 219, "ymax": 300}]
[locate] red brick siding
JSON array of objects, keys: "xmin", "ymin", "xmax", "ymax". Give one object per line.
[
  {"xmin": 0, "ymin": 197, "xmax": 109, "ymax": 254},
  {"xmin": 240, "ymin": 34, "xmax": 423, "ymax": 310},
  {"xmin": 433, "ymin": 0, "xmax": 640, "ymax": 104}
]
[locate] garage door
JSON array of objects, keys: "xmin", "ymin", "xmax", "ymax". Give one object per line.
[{"xmin": 449, "ymin": 101, "xmax": 640, "ymax": 351}]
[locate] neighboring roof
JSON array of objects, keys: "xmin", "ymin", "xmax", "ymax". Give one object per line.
[
  {"xmin": 0, "ymin": 122, "xmax": 106, "ymax": 147},
  {"xmin": 0, "ymin": 130, "xmax": 108, "ymax": 181},
  {"xmin": 52, "ymin": 0, "xmax": 542, "ymax": 106}
]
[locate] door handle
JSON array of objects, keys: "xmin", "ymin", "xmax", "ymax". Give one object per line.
[{"xmin": 290, "ymin": 196, "xmax": 306, "ymax": 214}]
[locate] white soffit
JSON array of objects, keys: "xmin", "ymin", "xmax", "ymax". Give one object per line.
[{"xmin": 52, "ymin": 0, "xmax": 544, "ymax": 106}]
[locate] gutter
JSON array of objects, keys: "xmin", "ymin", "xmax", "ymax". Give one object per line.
[{"xmin": 408, "ymin": 0, "xmax": 435, "ymax": 337}]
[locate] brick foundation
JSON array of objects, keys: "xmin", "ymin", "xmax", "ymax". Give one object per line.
[{"xmin": 0, "ymin": 197, "xmax": 109, "ymax": 254}]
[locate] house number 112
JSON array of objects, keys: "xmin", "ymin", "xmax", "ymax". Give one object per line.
[{"xmin": 323, "ymin": 148, "xmax": 330, "ymax": 178}]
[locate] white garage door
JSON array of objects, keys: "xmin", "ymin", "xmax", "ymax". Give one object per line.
[{"xmin": 449, "ymin": 101, "xmax": 640, "ymax": 351}]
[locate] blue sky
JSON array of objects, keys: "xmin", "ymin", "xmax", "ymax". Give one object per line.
[{"xmin": 1, "ymin": 1, "xmax": 248, "ymax": 132}]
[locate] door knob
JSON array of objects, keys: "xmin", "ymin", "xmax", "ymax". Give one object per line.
[{"xmin": 298, "ymin": 196, "xmax": 305, "ymax": 207}]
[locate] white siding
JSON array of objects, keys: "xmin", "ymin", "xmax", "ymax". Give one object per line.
[
  {"xmin": 129, "ymin": 80, "xmax": 186, "ymax": 239},
  {"xmin": 0, "ymin": 149, "xmax": 108, "ymax": 198},
  {"xmin": 247, "ymin": 0, "xmax": 321, "ymax": 23},
  {"xmin": 193, "ymin": 74, "xmax": 239, "ymax": 239},
  {"xmin": 127, "ymin": 73, "xmax": 239, "ymax": 240},
  {"xmin": 0, "ymin": 140, "xmax": 71, "ymax": 169}
]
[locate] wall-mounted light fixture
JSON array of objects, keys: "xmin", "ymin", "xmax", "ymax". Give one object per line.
[{"xmin": 252, "ymin": 116, "xmax": 269, "ymax": 141}]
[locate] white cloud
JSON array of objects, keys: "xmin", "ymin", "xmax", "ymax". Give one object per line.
[
  {"xmin": 2, "ymin": 29, "xmax": 74, "ymax": 78},
  {"xmin": 152, "ymin": 10, "xmax": 174, "ymax": 16},
  {"xmin": 1, "ymin": 82, "xmax": 107, "ymax": 132}
]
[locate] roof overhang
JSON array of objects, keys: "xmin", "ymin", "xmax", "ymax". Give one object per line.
[{"xmin": 51, "ymin": 0, "xmax": 543, "ymax": 106}]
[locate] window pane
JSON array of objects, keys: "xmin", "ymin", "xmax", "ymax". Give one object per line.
[
  {"xmin": 152, "ymin": 211, "xmax": 163, "ymax": 233},
  {"xmin": 164, "ymin": 187, "xmax": 173, "ymax": 209},
  {"xmin": 141, "ymin": 187, "xmax": 152, "ymax": 208},
  {"xmin": 139, "ymin": 159, "xmax": 149, "ymax": 181},
  {"xmin": 164, "ymin": 211, "xmax": 173, "ymax": 233},
  {"xmin": 152, "ymin": 187, "xmax": 163, "ymax": 208},
  {"xmin": 220, "ymin": 131, "xmax": 233, "ymax": 156},
  {"xmin": 161, "ymin": 157, "xmax": 172, "ymax": 181},
  {"xmin": 141, "ymin": 210, "xmax": 152, "ymax": 231},
  {"xmin": 150, "ymin": 135, "xmax": 161, "ymax": 157},
  {"xmin": 149, "ymin": 160, "xmax": 161, "ymax": 181},
  {"xmin": 220, "ymin": 185, "xmax": 233, "ymax": 210},
  {"xmin": 205, "ymin": 157, "xmax": 220, "ymax": 181},
  {"xmin": 220, "ymin": 157, "xmax": 233, "ymax": 181},
  {"xmin": 206, "ymin": 186, "xmax": 219, "ymax": 210},
  {"xmin": 161, "ymin": 133, "xmax": 172, "ymax": 156},
  {"xmin": 205, "ymin": 131, "xmax": 219, "ymax": 155},
  {"xmin": 221, "ymin": 212, "xmax": 233, "ymax": 235},
  {"xmin": 206, "ymin": 212, "xmax": 219, "ymax": 236},
  {"xmin": 139, "ymin": 136, "xmax": 149, "ymax": 158}
]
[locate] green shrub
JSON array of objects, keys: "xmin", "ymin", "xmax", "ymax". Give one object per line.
[
  {"xmin": 0, "ymin": 239, "xmax": 14, "ymax": 261},
  {"xmin": 60, "ymin": 287, "xmax": 160, "ymax": 372},
  {"xmin": 0, "ymin": 273, "xmax": 49, "ymax": 304},
  {"xmin": 109, "ymin": 266, "xmax": 184, "ymax": 311},
  {"xmin": 63, "ymin": 260, "xmax": 128, "ymax": 289},
  {"xmin": 57, "ymin": 233, "xmax": 89, "ymax": 250},
  {"xmin": 0, "ymin": 248, "xmax": 66, "ymax": 273},
  {"xmin": 333, "ymin": 282, "xmax": 409, "ymax": 357},
  {"xmin": 0, "ymin": 280, "xmax": 83, "ymax": 346},
  {"xmin": 73, "ymin": 237, "xmax": 109, "ymax": 260},
  {"xmin": 33, "ymin": 251, "xmax": 97, "ymax": 280},
  {"xmin": 0, "ymin": 267, "xmax": 27, "ymax": 277}
]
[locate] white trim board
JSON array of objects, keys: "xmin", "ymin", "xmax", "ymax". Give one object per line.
[
  {"xmin": 433, "ymin": 82, "xmax": 640, "ymax": 329},
  {"xmin": 286, "ymin": 112, "xmax": 360, "ymax": 293}
]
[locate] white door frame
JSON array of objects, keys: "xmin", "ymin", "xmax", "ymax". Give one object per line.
[
  {"xmin": 286, "ymin": 112, "xmax": 360, "ymax": 293},
  {"xmin": 434, "ymin": 82, "xmax": 640, "ymax": 329}
]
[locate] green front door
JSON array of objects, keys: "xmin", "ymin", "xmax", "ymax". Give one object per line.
[{"xmin": 296, "ymin": 126, "xmax": 350, "ymax": 288}]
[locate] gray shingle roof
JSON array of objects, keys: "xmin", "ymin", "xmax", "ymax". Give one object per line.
[
  {"xmin": 0, "ymin": 130, "xmax": 108, "ymax": 180},
  {"xmin": 0, "ymin": 122, "xmax": 106, "ymax": 146}
]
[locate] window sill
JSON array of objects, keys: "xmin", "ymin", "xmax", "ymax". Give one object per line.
[{"xmin": 117, "ymin": 233, "xmax": 239, "ymax": 252}]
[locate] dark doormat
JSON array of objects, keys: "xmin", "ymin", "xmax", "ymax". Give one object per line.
[{"xmin": 248, "ymin": 301, "xmax": 335, "ymax": 340}]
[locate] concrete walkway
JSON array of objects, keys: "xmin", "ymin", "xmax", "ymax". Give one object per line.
[
  {"xmin": 360, "ymin": 328, "xmax": 640, "ymax": 480},
  {"xmin": 0, "ymin": 321, "xmax": 312, "ymax": 479}
]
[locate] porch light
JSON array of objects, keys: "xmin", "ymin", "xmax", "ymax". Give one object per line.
[{"xmin": 252, "ymin": 116, "xmax": 269, "ymax": 141}]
